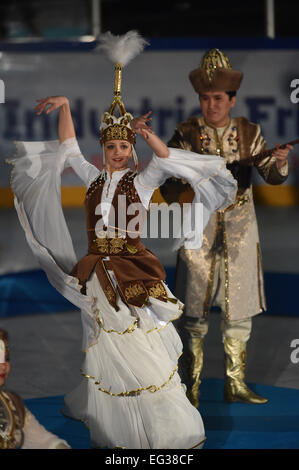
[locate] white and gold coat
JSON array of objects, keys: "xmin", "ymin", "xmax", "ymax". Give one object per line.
[{"xmin": 167, "ymin": 116, "xmax": 288, "ymax": 322}]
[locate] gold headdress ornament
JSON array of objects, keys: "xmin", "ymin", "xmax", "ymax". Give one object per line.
[
  {"xmin": 189, "ymin": 48, "xmax": 243, "ymax": 94},
  {"xmin": 96, "ymin": 31, "xmax": 149, "ymax": 172},
  {"xmin": 0, "ymin": 328, "xmax": 9, "ymax": 363}
]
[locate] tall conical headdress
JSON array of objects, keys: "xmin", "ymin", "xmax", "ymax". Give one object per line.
[
  {"xmin": 96, "ymin": 31, "xmax": 148, "ymax": 171},
  {"xmin": 189, "ymin": 48, "xmax": 243, "ymax": 94}
]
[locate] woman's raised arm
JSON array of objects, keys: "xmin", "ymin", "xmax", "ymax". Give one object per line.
[
  {"xmin": 135, "ymin": 128, "xmax": 169, "ymax": 159},
  {"xmin": 131, "ymin": 111, "xmax": 169, "ymax": 159},
  {"xmin": 34, "ymin": 96, "xmax": 75, "ymax": 143},
  {"xmin": 34, "ymin": 96, "xmax": 99, "ymax": 187}
]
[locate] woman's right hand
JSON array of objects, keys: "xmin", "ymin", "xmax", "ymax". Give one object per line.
[
  {"xmin": 34, "ymin": 96, "xmax": 69, "ymax": 115},
  {"xmin": 35, "ymin": 96, "xmax": 75, "ymax": 143}
]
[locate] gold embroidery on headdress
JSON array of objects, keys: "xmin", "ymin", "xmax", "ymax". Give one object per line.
[{"xmin": 200, "ymin": 48, "xmax": 232, "ymax": 82}]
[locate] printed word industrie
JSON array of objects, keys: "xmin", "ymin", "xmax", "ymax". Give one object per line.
[
  {"xmin": 94, "ymin": 197, "xmax": 203, "ymax": 241},
  {"xmin": 3, "ymin": 94, "xmax": 299, "ymax": 142}
]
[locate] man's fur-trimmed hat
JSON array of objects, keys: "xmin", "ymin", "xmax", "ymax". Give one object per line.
[{"xmin": 189, "ymin": 48, "xmax": 243, "ymax": 94}]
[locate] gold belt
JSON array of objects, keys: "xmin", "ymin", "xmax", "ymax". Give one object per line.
[{"xmin": 90, "ymin": 237, "xmax": 139, "ymax": 255}]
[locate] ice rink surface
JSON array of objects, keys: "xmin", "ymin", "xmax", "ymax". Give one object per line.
[{"xmin": 1, "ymin": 206, "xmax": 299, "ymax": 399}]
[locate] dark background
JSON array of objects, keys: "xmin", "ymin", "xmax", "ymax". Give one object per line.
[{"xmin": 0, "ymin": 0, "xmax": 297, "ymax": 40}]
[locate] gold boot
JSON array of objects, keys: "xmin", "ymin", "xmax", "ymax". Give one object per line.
[
  {"xmin": 184, "ymin": 337, "xmax": 204, "ymax": 408},
  {"xmin": 223, "ymin": 336, "xmax": 268, "ymax": 404}
]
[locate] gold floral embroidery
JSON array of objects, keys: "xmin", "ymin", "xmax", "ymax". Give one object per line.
[
  {"xmin": 124, "ymin": 283, "xmax": 146, "ymax": 301},
  {"xmin": 110, "ymin": 238, "xmax": 126, "ymax": 254},
  {"xmin": 104, "ymin": 285, "xmax": 115, "ymax": 303},
  {"xmin": 91, "ymin": 236, "xmax": 138, "ymax": 255},
  {"xmin": 92, "ymin": 237, "xmax": 109, "ymax": 253},
  {"xmin": 126, "ymin": 243, "xmax": 138, "ymax": 254},
  {"xmin": 148, "ymin": 282, "xmax": 167, "ymax": 299}
]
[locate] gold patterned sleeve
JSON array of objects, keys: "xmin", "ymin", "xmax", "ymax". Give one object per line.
[
  {"xmin": 254, "ymin": 126, "xmax": 288, "ymax": 185},
  {"xmin": 167, "ymin": 122, "xmax": 193, "ymax": 151},
  {"xmin": 168, "ymin": 128, "xmax": 184, "ymax": 149}
]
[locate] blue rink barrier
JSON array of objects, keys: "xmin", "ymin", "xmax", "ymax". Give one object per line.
[
  {"xmin": 0, "ymin": 269, "xmax": 77, "ymax": 317},
  {"xmin": 0, "ymin": 268, "xmax": 298, "ymax": 317}
]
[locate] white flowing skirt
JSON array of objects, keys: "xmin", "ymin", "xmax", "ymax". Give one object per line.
[
  {"xmin": 8, "ymin": 140, "xmax": 237, "ymax": 449},
  {"xmin": 63, "ymin": 272, "xmax": 205, "ymax": 449}
]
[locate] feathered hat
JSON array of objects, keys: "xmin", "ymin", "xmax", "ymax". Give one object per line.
[
  {"xmin": 96, "ymin": 31, "xmax": 148, "ymax": 171},
  {"xmin": 0, "ymin": 329, "xmax": 9, "ymax": 363},
  {"xmin": 189, "ymin": 48, "xmax": 243, "ymax": 94}
]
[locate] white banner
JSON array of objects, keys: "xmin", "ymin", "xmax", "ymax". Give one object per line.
[{"xmin": 0, "ymin": 48, "xmax": 299, "ymax": 187}]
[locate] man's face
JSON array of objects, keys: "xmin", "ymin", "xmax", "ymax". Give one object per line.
[{"xmin": 199, "ymin": 91, "xmax": 236, "ymax": 128}]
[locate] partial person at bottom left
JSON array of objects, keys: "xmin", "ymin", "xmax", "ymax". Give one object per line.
[{"xmin": 0, "ymin": 328, "xmax": 71, "ymax": 449}]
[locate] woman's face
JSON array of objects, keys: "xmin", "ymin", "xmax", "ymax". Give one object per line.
[
  {"xmin": 104, "ymin": 140, "xmax": 132, "ymax": 173},
  {"xmin": 0, "ymin": 361, "xmax": 10, "ymax": 387}
]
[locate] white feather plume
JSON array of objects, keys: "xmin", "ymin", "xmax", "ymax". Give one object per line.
[{"xmin": 96, "ymin": 30, "xmax": 148, "ymax": 66}]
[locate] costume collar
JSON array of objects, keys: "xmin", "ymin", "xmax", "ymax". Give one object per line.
[
  {"xmin": 203, "ymin": 117, "xmax": 232, "ymax": 134},
  {"xmin": 106, "ymin": 167, "xmax": 130, "ymax": 182}
]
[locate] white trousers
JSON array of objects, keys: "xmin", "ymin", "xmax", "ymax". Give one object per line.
[{"xmin": 184, "ymin": 252, "xmax": 252, "ymax": 343}]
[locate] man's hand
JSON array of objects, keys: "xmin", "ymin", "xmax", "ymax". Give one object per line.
[
  {"xmin": 34, "ymin": 96, "xmax": 69, "ymax": 115},
  {"xmin": 273, "ymin": 143, "xmax": 293, "ymax": 170}
]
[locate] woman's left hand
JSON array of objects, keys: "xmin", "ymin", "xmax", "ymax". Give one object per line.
[
  {"xmin": 135, "ymin": 127, "xmax": 152, "ymax": 140},
  {"xmin": 131, "ymin": 111, "xmax": 153, "ymax": 134}
]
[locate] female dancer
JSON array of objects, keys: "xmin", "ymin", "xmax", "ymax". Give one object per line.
[
  {"xmin": 9, "ymin": 93, "xmax": 236, "ymax": 448},
  {"xmin": 9, "ymin": 33, "xmax": 236, "ymax": 447}
]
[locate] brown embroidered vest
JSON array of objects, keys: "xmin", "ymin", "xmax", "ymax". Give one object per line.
[{"xmin": 71, "ymin": 170, "xmax": 167, "ymax": 309}]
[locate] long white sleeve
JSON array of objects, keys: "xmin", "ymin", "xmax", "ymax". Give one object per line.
[
  {"xmin": 136, "ymin": 148, "xmax": 237, "ymax": 248},
  {"xmin": 135, "ymin": 148, "xmax": 237, "ymax": 211},
  {"xmin": 134, "ymin": 155, "xmax": 167, "ymax": 209},
  {"xmin": 8, "ymin": 138, "xmax": 97, "ymax": 316},
  {"xmin": 62, "ymin": 137, "xmax": 100, "ymax": 188},
  {"xmin": 21, "ymin": 408, "xmax": 70, "ymax": 449}
]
